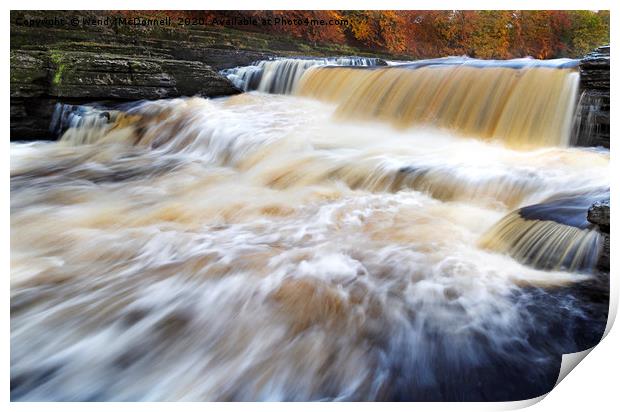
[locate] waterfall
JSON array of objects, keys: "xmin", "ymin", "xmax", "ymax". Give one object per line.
[
  {"xmin": 222, "ymin": 57, "xmax": 385, "ymax": 94},
  {"xmin": 479, "ymin": 190, "xmax": 608, "ymax": 272},
  {"xmin": 11, "ymin": 55, "xmax": 609, "ymax": 401},
  {"xmin": 49, "ymin": 103, "xmax": 123, "ymax": 144},
  {"xmin": 297, "ymin": 58, "xmax": 581, "ymax": 148},
  {"xmin": 572, "ymin": 90, "xmax": 611, "ymax": 146}
]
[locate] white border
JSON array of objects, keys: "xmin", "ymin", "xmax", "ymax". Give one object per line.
[{"xmin": 3, "ymin": 2, "xmax": 617, "ymax": 411}]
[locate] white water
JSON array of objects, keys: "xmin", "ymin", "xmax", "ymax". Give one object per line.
[
  {"xmin": 222, "ymin": 57, "xmax": 383, "ymax": 93},
  {"xmin": 11, "ymin": 90, "xmax": 609, "ymax": 400}
]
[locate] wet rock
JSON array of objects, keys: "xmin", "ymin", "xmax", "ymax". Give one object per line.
[
  {"xmin": 587, "ymin": 199, "xmax": 610, "ymax": 273},
  {"xmin": 587, "ymin": 199, "xmax": 610, "ymax": 231},
  {"xmin": 596, "ymin": 233, "xmax": 610, "ymax": 273},
  {"xmin": 10, "ymin": 11, "xmax": 260, "ymax": 140},
  {"xmin": 46, "ymin": 51, "xmax": 238, "ymax": 100},
  {"xmin": 10, "ymin": 10, "xmax": 390, "ymax": 141},
  {"xmin": 580, "ymin": 45, "xmax": 610, "ymax": 90},
  {"xmin": 10, "ymin": 47, "xmax": 240, "ymax": 140},
  {"xmin": 574, "ymin": 45, "xmax": 610, "ymax": 148}
]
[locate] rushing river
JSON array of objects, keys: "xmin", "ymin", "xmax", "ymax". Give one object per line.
[{"xmin": 10, "ymin": 58, "xmax": 609, "ymax": 401}]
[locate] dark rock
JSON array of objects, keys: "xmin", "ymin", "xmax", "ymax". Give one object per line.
[
  {"xmin": 10, "ymin": 97, "xmax": 60, "ymax": 140},
  {"xmin": 11, "ymin": 10, "xmax": 398, "ymax": 140},
  {"xmin": 597, "ymin": 233, "xmax": 610, "ymax": 273},
  {"xmin": 10, "ymin": 48, "xmax": 240, "ymax": 140},
  {"xmin": 587, "ymin": 199, "xmax": 610, "ymax": 232},
  {"xmin": 10, "ymin": 12, "xmax": 264, "ymax": 140},
  {"xmin": 47, "ymin": 51, "xmax": 239, "ymax": 99},
  {"xmin": 574, "ymin": 45, "xmax": 610, "ymax": 148},
  {"xmin": 587, "ymin": 199, "xmax": 610, "ymax": 273},
  {"xmin": 10, "ymin": 50, "xmax": 49, "ymax": 98}
]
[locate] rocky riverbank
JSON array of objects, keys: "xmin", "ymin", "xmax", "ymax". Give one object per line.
[
  {"xmin": 11, "ymin": 11, "xmax": 612, "ymax": 147},
  {"xmin": 11, "ymin": 10, "xmax": 384, "ymax": 140},
  {"xmin": 576, "ymin": 46, "xmax": 610, "ymax": 274},
  {"xmin": 10, "ymin": 49, "xmax": 241, "ymax": 139},
  {"xmin": 11, "ymin": 11, "xmax": 262, "ymax": 140}
]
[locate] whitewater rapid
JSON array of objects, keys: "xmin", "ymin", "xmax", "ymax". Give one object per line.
[{"xmin": 10, "ymin": 93, "xmax": 609, "ymax": 401}]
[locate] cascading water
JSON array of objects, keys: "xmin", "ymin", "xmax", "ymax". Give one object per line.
[
  {"xmin": 222, "ymin": 57, "xmax": 385, "ymax": 93},
  {"xmin": 297, "ymin": 58, "xmax": 581, "ymax": 148},
  {"xmin": 572, "ymin": 90, "xmax": 611, "ymax": 147},
  {"xmin": 479, "ymin": 189, "xmax": 609, "ymax": 272},
  {"xmin": 11, "ymin": 57, "xmax": 609, "ymax": 401}
]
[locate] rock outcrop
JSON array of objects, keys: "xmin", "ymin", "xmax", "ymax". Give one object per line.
[
  {"xmin": 573, "ymin": 45, "xmax": 610, "ymax": 148},
  {"xmin": 10, "ymin": 11, "xmax": 281, "ymax": 140},
  {"xmin": 587, "ymin": 199, "xmax": 610, "ymax": 273},
  {"xmin": 10, "ymin": 48, "xmax": 240, "ymax": 139},
  {"xmin": 588, "ymin": 199, "xmax": 610, "ymax": 232},
  {"xmin": 577, "ymin": 45, "xmax": 611, "ymax": 273},
  {"xmin": 11, "ymin": 10, "xmax": 399, "ymax": 140}
]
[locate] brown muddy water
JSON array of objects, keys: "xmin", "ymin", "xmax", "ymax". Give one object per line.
[{"xmin": 11, "ymin": 58, "xmax": 610, "ymax": 401}]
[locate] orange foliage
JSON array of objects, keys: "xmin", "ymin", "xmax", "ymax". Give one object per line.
[{"xmin": 119, "ymin": 10, "xmax": 609, "ymax": 59}]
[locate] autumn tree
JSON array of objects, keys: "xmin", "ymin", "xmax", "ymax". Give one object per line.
[
  {"xmin": 166, "ymin": 10, "xmax": 610, "ymax": 59},
  {"xmin": 567, "ymin": 10, "xmax": 610, "ymax": 56}
]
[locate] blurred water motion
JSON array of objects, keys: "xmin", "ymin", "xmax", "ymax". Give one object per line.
[
  {"xmin": 222, "ymin": 56, "xmax": 384, "ymax": 93},
  {"xmin": 298, "ymin": 64, "xmax": 579, "ymax": 148},
  {"xmin": 11, "ymin": 64, "xmax": 609, "ymax": 401}
]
